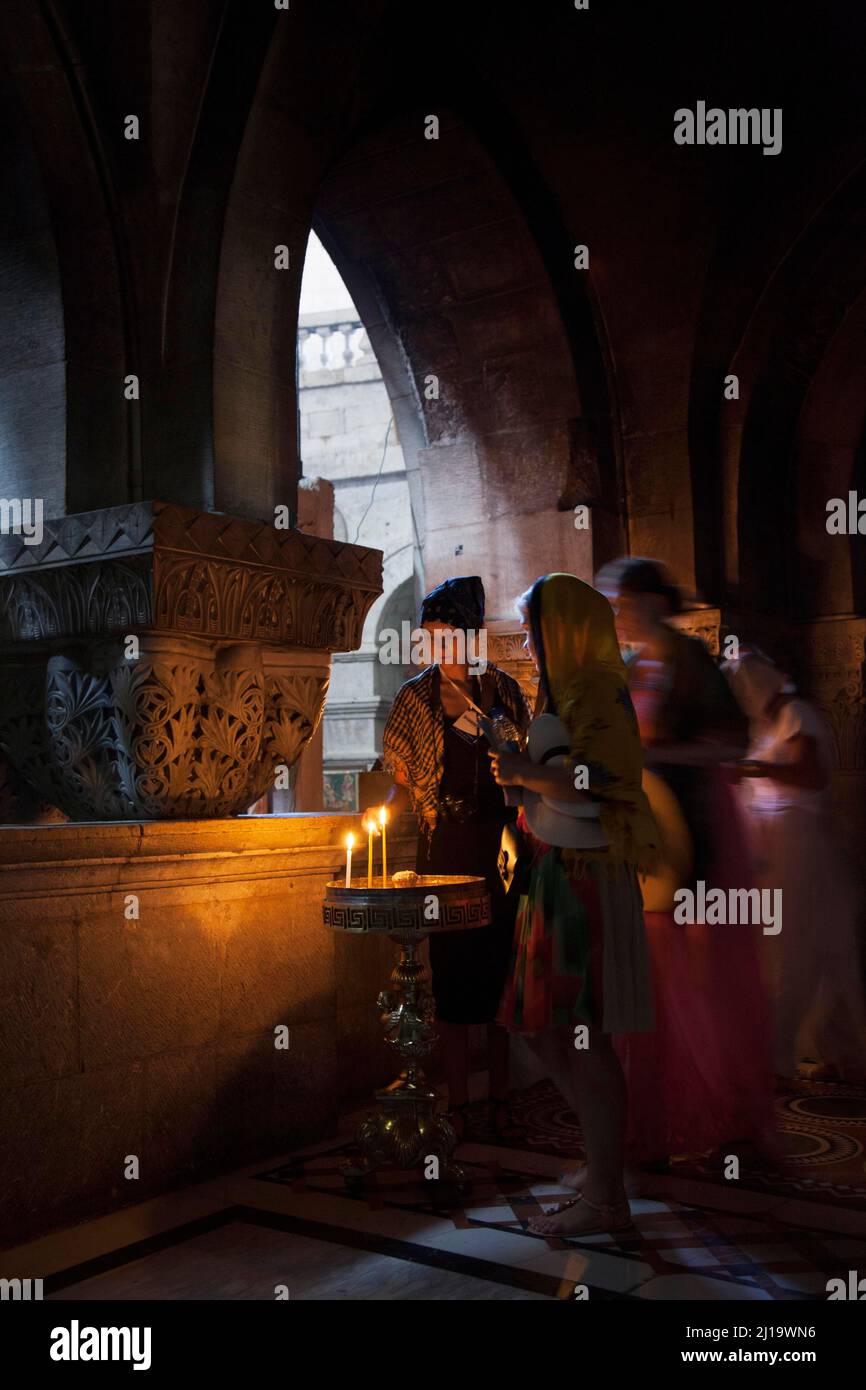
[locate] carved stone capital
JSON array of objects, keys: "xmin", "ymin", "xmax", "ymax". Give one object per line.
[
  {"xmin": 799, "ymin": 617, "xmax": 866, "ymax": 772},
  {"xmin": 486, "ymin": 621, "xmax": 538, "ymax": 702},
  {"xmin": 0, "ymin": 504, "xmax": 382, "ymax": 819},
  {"xmin": 671, "ymin": 606, "xmax": 722, "ymax": 655}
]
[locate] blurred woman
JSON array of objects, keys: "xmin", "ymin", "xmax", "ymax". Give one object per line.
[
  {"xmin": 490, "ymin": 573, "xmax": 657, "ymax": 1236},
  {"xmin": 380, "ymin": 576, "xmax": 531, "ymax": 1141},
  {"xmin": 594, "ymin": 557, "xmax": 775, "ymax": 1165},
  {"xmin": 725, "ymin": 649, "xmax": 866, "ymax": 1080}
]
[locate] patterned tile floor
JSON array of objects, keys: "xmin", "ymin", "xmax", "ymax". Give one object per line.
[
  {"xmin": 4, "ymin": 1077, "xmax": 864, "ymax": 1301},
  {"xmin": 482, "ymin": 1075, "xmax": 866, "ymax": 1209}
]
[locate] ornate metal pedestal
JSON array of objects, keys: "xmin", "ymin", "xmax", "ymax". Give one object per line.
[{"xmin": 323, "ymin": 875, "xmax": 491, "ymax": 1190}]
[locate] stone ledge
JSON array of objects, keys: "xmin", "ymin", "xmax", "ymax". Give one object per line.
[{"xmin": 0, "ymin": 813, "xmax": 417, "ymax": 903}]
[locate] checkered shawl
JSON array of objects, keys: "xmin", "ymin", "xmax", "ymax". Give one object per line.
[{"xmin": 382, "ymin": 664, "xmax": 531, "ymax": 837}]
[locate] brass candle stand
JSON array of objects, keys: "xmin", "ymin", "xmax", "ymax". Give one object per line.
[{"xmin": 323, "ymin": 875, "xmax": 491, "ymax": 1191}]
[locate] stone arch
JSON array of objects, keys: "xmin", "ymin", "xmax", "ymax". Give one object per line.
[
  {"xmin": 736, "ymin": 170, "xmax": 866, "ymax": 620},
  {"xmin": 148, "ymin": 0, "xmax": 277, "ymax": 508},
  {"xmin": 373, "ymin": 574, "xmax": 415, "ymax": 701},
  {"xmin": 313, "ymin": 106, "xmax": 617, "ymax": 620},
  {"xmin": 0, "ymin": 64, "xmax": 66, "ymax": 514},
  {"xmin": 0, "ymin": 2, "xmax": 131, "ymax": 511},
  {"xmin": 209, "ymin": 3, "xmax": 377, "ymax": 524},
  {"xmin": 792, "ymin": 287, "xmax": 866, "ymax": 618},
  {"xmin": 688, "ymin": 159, "xmax": 866, "ymax": 619},
  {"xmin": 207, "ymin": 9, "xmax": 621, "ymax": 596}
]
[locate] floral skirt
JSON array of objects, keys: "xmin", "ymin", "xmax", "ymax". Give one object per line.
[{"xmin": 498, "ymin": 832, "xmax": 653, "ymax": 1037}]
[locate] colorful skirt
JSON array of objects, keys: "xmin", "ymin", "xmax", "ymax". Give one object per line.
[{"xmin": 498, "ymin": 832, "xmax": 653, "ymax": 1037}]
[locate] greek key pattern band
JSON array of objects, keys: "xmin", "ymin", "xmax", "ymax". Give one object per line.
[{"xmin": 323, "ymin": 891, "xmax": 491, "ymax": 934}]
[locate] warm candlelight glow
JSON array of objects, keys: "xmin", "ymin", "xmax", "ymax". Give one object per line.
[
  {"xmin": 344, "ymin": 832, "xmax": 355, "ymax": 888},
  {"xmin": 378, "ymin": 805, "xmax": 388, "ymax": 886}
]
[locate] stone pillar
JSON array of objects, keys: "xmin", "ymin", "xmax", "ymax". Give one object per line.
[
  {"xmin": 0, "ymin": 503, "xmax": 381, "ymax": 820},
  {"xmin": 799, "ymin": 617, "xmax": 866, "ymax": 856},
  {"xmin": 290, "ymin": 477, "xmax": 336, "ymax": 812}
]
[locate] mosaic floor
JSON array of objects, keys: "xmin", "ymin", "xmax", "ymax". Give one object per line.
[
  {"xmin": 5, "ymin": 1078, "xmax": 865, "ymax": 1302},
  {"xmin": 484, "ymin": 1075, "xmax": 866, "ymax": 1209}
]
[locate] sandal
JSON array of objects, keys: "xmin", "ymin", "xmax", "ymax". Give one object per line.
[
  {"xmin": 561, "ymin": 1165, "xmax": 642, "ymax": 1197},
  {"xmin": 488, "ymin": 1097, "xmax": 527, "ymax": 1144},
  {"xmin": 528, "ymin": 1190, "xmax": 633, "ymax": 1239}
]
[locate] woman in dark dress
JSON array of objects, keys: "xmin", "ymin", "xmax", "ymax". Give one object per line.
[{"xmin": 378, "ymin": 577, "xmax": 531, "ymax": 1140}]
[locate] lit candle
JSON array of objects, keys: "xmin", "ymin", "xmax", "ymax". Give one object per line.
[
  {"xmin": 378, "ymin": 805, "xmax": 388, "ymax": 886},
  {"xmin": 363, "ymin": 818, "xmax": 377, "ymax": 888},
  {"xmin": 344, "ymin": 832, "xmax": 355, "ymax": 888}
]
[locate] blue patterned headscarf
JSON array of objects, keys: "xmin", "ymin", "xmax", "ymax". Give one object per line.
[{"xmin": 420, "ymin": 576, "xmax": 485, "ymax": 630}]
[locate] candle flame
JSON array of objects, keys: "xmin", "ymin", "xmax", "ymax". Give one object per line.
[
  {"xmin": 363, "ymin": 818, "xmax": 378, "ymax": 835},
  {"xmin": 345, "ymin": 832, "xmax": 355, "ymax": 849},
  {"xmin": 378, "ymin": 805, "xmax": 388, "ymax": 826}
]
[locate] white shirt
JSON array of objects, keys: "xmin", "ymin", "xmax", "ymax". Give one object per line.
[{"xmin": 745, "ymin": 697, "xmax": 833, "ymax": 816}]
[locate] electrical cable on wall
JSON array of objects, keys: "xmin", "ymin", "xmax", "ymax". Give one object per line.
[{"xmin": 352, "ymin": 416, "xmax": 393, "ymax": 544}]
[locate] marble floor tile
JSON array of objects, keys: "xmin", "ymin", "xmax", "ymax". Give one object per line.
[
  {"xmin": 48, "ymin": 1222, "xmax": 552, "ymax": 1302},
  {"xmin": 638, "ymin": 1274, "xmax": 773, "ymax": 1301}
]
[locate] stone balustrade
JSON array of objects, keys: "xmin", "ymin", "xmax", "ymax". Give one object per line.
[{"xmin": 297, "ymin": 310, "xmax": 371, "ymax": 374}]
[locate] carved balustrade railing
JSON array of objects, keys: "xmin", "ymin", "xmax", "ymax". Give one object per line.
[{"xmin": 297, "ymin": 311, "xmax": 371, "ymax": 374}]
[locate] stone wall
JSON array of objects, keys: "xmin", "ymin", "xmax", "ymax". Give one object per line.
[
  {"xmin": 299, "ymin": 313, "xmax": 415, "ymax": 782},
  {"xmin": 0, "ymin": 813, "xmax": 416, "ymax": 1246}
]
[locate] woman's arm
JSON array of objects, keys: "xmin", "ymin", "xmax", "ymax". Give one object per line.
[
  {"xmin": 646, "ymin": 736, "xmax": 748, "ymax": 766},
  {"xmin": 488, "ymin": 749, "xmax": 588, "ymax": 801},
  {"xmin": 385, "ymin": 775, "xmax": 413, "ymax": 814},
  {"xmin": 733, "ymin": 735, "xmax": 826, "ymax": 790}
]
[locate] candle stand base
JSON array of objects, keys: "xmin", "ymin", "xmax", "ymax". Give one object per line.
[
  {"xmin": 342, "ymin": 1083, "xmax": 468, "ymax": 1192},
  {"xmin": 323, "ymin": 876, "xmax": 491, "ymax": 1195}
]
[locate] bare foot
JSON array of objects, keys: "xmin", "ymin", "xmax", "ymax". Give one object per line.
[{"xmin": 529, "ymin": 1194, "xmax": 632, "ymax": 1238}]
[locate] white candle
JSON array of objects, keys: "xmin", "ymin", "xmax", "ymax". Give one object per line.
[{"xmin": 344, "ymin": 832, "xmax": 355, "ymax": 888}]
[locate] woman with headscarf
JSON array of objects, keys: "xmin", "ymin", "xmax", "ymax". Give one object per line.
[
  {"xmin": 489, "ymin": 573, "xmax": 658, "ymax": 1237},
  {"xmin": 379, "ymin": 576, "xmax": 531, "ymax": 1141},
  {"xmin": 594, "ymin": 557, "xmax": 775, "ymax": 1168},
  {"xmin": 724, "ymin": 649, "xmax": 866, "ymax": 1080}
]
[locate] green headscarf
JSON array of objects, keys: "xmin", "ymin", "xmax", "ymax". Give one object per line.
[{"xmin": 528, "ymin": 572, "xmax": 658, "ymax": 872}]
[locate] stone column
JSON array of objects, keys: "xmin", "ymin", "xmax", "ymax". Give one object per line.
[{"xmin": 0, "ymin": 503, "xmax": 381, "ymax": 820}]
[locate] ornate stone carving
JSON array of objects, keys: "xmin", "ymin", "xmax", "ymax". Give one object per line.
[
  {"xmin": 486, "ymin": 622, "xmax": 537, "ymax": 702},
  {"xmin": 799, "ymin": 618, "xmax": 866, "ymax": 772},
  {"xmin": 0, "ymin": 504, "xmax": 379, "ymax": 820},
  {"xmin": 0, "ymin": 640, "xmax": 332, "ymax": 820},
  {"xmin": 671, "ymin": 606, "xmax": 721, "ymax": 655},
  {"xmin": 0, "ymin": 502, "xmax": 380, "ymax": 651}
]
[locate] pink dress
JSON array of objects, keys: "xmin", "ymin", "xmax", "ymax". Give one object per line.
[
  {"xmin": 738, "ymin": 698, "xmax": 866, "ymax": 1078},
  {"xmin": 615, "ymin": 638, "xmax": 775, "ymax": 1160}
]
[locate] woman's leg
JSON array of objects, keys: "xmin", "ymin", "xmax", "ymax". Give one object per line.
[
  {"xmin": 524, "ymin": 1027, "xmax": 631, "ymax": 1233},
  {"xmin": 566, "ymin": 1032, "xmax": 628, "ymax": 1207}
]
